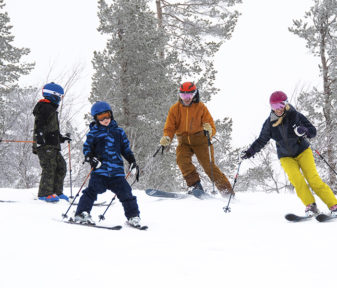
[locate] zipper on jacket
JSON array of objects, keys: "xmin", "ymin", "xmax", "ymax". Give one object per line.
[
  {"xmin": 186, "ymin": 108, "xmax": 191, "ymax": 144},
  {"xmin": 281, "ymin": 122, "xmax": 292, "ymax": 156}
]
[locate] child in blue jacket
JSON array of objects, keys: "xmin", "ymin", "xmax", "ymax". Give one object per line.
[{"xmin": 74, "ymin": 101, "xmax": 141, "ymax": 227}]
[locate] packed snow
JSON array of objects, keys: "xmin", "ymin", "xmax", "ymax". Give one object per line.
[{"xmin": 0, "ymin": 186, "xmax": 335, "ymax": 288}]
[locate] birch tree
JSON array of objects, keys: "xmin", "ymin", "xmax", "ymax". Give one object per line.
[{"xmin": 289, "ymin": 0, "xmax": 337, "ymax": 190}]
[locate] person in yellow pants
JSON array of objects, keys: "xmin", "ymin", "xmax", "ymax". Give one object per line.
[
  {"xmin": 160, "ymin": 82, "xmax": 233, "ymax": 197},
  {"xmin": 241, "ymin": 91, "xmax": 337, "ymax": 216}
]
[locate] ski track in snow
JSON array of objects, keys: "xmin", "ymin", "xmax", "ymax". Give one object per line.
[{"xmin": 0, "ymin": 187, "xmax": 334, "ymax": 288}]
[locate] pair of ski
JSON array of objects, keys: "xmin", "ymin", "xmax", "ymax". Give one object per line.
[
  {"xmin": 285, "ymin": 213, "xmax": 337, "ymax": 222},
  {"xmin": 64, "ymin": 218, "xmax": 148, "ymax": 230},
  {"xmin": 145, "ymin": 188, "xmax": 212, "ymax": 200},
  {"xmin": 0, "ymin": 199, "xmax": 108, "ymax": 206}
]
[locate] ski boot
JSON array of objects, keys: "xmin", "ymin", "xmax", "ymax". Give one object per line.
[
  {"xmin": 74, "ymin": 212, "xmax": 95, "ymax": 225},
  {"xmin": 58, "ymin": 194, "xmax": 69, "ymax": 201},
  {"xmin": 187, "ymin": 181, "xmax": 204, "ymax": 194},
  {"xmin": 305, "ymin": 203, "xmax": 319, "ymax": 216},
  {"xmin": 38, "ymin": 194, "xmax": 59, "ymax": 203},
  {"xmin": 330, "ymin": 204, "xmax": 337, "ymax": 217},
  {"xmin": 127, "ymin": 216, "xmax": 141, "ymax": 228}
]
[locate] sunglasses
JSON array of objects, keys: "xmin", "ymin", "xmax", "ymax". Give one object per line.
[{"xmin": 96, "ymin": 111, "xmax": 111, "ymax": 121}]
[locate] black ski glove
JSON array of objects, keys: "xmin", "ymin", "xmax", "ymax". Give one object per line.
[
  {"xmin": 294, "ymin": 126, "xmax": 309, "ymax": 137},
  {"xmin": 85, "ymin": 154, "xmax": 102, "ymax": 170},
  {"xmin": 60, "ymin": 134, "xmax": 72, "ymax": 143},
  {"xmin": 35, "ymin": 130, "xmax": 45, "ymax": 146},
  {"xmin": 241, "ymin": 147, "xmax": 255, "ymax": 160},
  {"xmin": 130, "ymin": 162, "xmax": 140, "ymax": 182}
]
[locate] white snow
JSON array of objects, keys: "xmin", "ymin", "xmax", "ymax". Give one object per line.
[{"xmin": 0, "ymin": 187, "xmax": 335, "ymax": 288}]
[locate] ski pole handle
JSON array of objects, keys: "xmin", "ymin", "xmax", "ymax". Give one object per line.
[
  {"xmin": 204, "ymin": 131, "xmax": 212, "ymax": 146},
  {"xmin": 65, "ymin": 132, "xmax": 72, "ymax": 143}
]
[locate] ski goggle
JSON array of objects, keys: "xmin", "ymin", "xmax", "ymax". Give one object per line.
[
  {"xmin": 270, "ymin": 101, "xmax": 286, "ymax": 111},
  {"xmin": 179, "ymin": 91, "xmax": 196, "ymax": 101},
  {"xmin": 96, "ymin": 111, "xmax": 111, "ymax": 121}
]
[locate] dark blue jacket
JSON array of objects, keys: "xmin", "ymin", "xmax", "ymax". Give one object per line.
[
  {"xmin": 250, "ymin": 105, "xmax": 316, "ymax": 159},
  {"xmin": 83, "ymin": 120, "xmax": 135, "ymax": 177}
]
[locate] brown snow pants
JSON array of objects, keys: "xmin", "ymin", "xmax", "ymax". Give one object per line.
[{"xmin": 176, "ymin": 131, "xmax": 233, "ymax": 195}]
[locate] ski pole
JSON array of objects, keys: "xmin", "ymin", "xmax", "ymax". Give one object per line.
[
  {"xmin": 205, "ymin": 131, "xmax": 216, "ymax": 194},
  {"xmin": 153, "ymin": 145, "xmax": 164, "ymax": 157},
  {"xmin": 141, "ymin": 146, "xmax": 165, "ymax": 176},
  {"xmin": 297, "ymin": 130, "xmax": 337, "ymax": 176},
  {"xmin": 66, "ymin": 133, "xmax": 73, "ymax": 198},
  {"xmin": 98, "ymin": 170, "xmax": 132, "ymax": 222},
  {"xmin": 0, "ymin": 139, "xmax": 36, "ymax": 143},
  {"xmin": 223, "ymin": 160, "xmax": 242, "ymax": 213},
  {"xmin": 62, "ymin": 167, "xmax": 94, "ymax": 219},
  {"xmin": 313, "ymin": 149, "xmax": 337, "ymax": 176}
]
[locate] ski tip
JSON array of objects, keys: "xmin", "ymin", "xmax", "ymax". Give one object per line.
[
  {"xmin": 285, "ymin": 213, "xmax": 314, "ymax": 222},
  {"xmin": 111, "ymin": 225, "xmax": 123, "ymax": 230},
  {"xmin": 315, "ymin": 213, "xmax": 331, "ymax": 222},
  {"xmin": 285, "ymin": 213, "xmax": 298, "ymax": 221}
]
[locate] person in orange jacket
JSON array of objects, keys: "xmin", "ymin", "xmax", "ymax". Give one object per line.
[{"xmin": 160, "ymin": 82, "xmax": 233, "ymax": 196}]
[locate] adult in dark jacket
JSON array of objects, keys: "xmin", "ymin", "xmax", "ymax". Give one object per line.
[
  {"xmin": 74, "ymin": 101, "xmax": 141, "ymax": 227},
  {"xmin": 32, "ymin": 82, "xmax": 70, "ymax": 202},
  {"xmin": 241, "ymin": 91, "xmax": 337, "ymax": 216}
]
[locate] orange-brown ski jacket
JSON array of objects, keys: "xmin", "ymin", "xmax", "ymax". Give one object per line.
[{"xmin": 163, "ymin": 101, "xmax": 216, "ymax": 141}]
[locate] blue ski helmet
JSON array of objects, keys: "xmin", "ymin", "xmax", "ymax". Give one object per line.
[
  {"xmin": 42, "ymin": 82, "xmax": 64, "ymax": 105},
  {"xmin": 91, "ymin": 101, "xmax": 113, "ymax": 118}
]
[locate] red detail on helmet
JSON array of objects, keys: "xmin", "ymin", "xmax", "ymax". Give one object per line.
[
  {"xmin": 39, "ymin": 99, "xmax": 51, "ymax": 104},
  {"xmin": 179, "ymin": 82, "xmax": 197, "ymax": 93},
  {"xmin": 269, "ymin": 91, "xmax": 288, "ymax": 104}
]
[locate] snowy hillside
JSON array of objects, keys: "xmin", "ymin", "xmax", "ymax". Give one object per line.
[{"xmin": 0, "ymin": 187, "xmax": 335, "ymax": 288}]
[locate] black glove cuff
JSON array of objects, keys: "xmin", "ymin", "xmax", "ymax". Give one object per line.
[{"xmin": 126, "ymin": 154, "xmax": 136, "ymax": 165}]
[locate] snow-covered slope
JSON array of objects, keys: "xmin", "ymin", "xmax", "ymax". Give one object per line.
[{"xmin": 0, "ymin": 187, "xmax": 335, "ymax": 288}]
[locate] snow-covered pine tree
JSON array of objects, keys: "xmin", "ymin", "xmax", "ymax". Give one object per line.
[
  {"xmin": 91, "ymin": 0, "xmax": 179, "ymax": 190},
  {"xmin": 289, "ymin": 0, "xmax": 337, "ymax": 191},
  {"xmin": 0, "ymin": 0, "xmax": 34, "ymax": 134},
  {"xmin": 0, "ymin": 87, "xmax": 40, "ymax": 188},
  {"xmin": 0, "ymin": 0, "xmax": 34, "ymax": 188},
  {"xmin": 155, "ymin": 0, "xmax": 242, "ymax": 100}
]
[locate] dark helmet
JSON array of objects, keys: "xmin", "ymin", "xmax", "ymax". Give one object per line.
[
  {"xmin": 91, "ymin": 101, "xmax": 113, "ymax": 119},
  {"xmin": 42, "ymin": 82, "xmax": 64, "ymax": 105}
]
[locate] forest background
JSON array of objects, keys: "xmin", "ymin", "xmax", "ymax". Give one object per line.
[{"xmin": 1, "ymin": 0, "xmax": 337, "ymax": 196}]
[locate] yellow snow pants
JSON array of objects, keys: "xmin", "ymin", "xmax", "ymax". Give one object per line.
[{"xmin": 280, "ymin": 148, "xmax": 337, "ymax": 208}]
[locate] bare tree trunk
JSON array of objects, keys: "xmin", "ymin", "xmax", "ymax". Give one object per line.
[
  {"xmin": 320, "ymin": 21, "xmax": 336, "ymax": 187},
  {"xmin": 155, "ymin": 0, "xmax": 164, "ymax": 58},
  {"xmin": 156, "ymin": 0, "xmax": 163, "ymax": 27}
]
